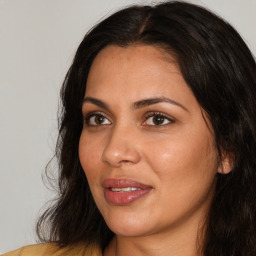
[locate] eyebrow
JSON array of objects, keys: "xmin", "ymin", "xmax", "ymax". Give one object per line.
[
  {"xmin": 82, "ymin": 97, "xmax": 110, "ymax": 110},
  {"xmin": 132, "ymin": 97, "xmax": 188, "ymax": 111},
  {"xmin": 82, "ymin": 96, "xmax": 188, "ymax": 111}
]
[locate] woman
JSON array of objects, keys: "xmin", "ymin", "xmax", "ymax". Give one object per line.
[{"xmin": 3, "ymin": 1, "xmax": 256, "ymax": 255}]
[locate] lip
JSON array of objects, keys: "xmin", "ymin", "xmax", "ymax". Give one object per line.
[{"xmin": 103, "ymin": 178, "xmax": 153, "ymax": 206}]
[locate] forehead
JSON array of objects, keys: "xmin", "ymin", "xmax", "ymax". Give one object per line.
[
  {"xmin": 85, "ymin": 45, "xmax": 186, "ymax": 97},
  {"xmin": 85, "ymin": 45, "xmax": 205, "ymax": 118}
]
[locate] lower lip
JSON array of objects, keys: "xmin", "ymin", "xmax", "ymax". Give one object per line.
[{"xmin": 104, "ymin": 188, "xmax": 152, "ymax": 205}]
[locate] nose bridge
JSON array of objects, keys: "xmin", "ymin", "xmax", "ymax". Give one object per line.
[{"xmin": 102, "ymin": 123, "xmax": 140, "ymax": 167}]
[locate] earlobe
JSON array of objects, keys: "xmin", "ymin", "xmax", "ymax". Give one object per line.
[{"xmin": 217, "ymin": 153, "xmax": 233, "ymax": 174}]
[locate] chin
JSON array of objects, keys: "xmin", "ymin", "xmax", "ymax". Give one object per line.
[
  {"xmin": 109, "ymin": 223, "xmax": 150, "ymax": 237},
  {"xmin": 103, "ymin": 211, "xmax": 155, "ymax": 237}
]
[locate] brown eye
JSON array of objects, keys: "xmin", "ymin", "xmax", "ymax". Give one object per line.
[
  {"xmin": 94, "ymin": 115, "xmax": 106, "ymax": 125},
  {"xmin": 143, "ymin": 113, "xmax": 174, "ymax": 126},
  {"xmin": 85, "ymin": 113, "xmax": 111, "ymax": 126},
  {"xmin": 152, "ymin": 115, "xmax": 165, "ymax": 125}
]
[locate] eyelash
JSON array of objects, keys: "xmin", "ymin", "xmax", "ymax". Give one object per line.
[
  {"xmin": 83, "ymin": 112, "xmax": 111, "ymax": 126},
  {"xmin": 82, "ymin": 111, "xmax": 175, "ymax": 127},
  {"xmin": 143, "ymin": 112, "xmax": 175, "ymax": 126}
]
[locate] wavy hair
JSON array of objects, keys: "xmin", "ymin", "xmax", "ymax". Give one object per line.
[{"xmin": 37, "ymin": 1, "xmax": 256, "ymax": 255}]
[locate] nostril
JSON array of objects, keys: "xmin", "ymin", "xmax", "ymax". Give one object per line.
[{"xmin": 101, "ymin": 131, "xmax": 141, "ymax": 167}]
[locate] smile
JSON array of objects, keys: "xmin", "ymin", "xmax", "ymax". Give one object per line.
[
  {"xmin": 103, "ymin": 179, "xmax": 152, "ymax": 205},
  {"xmin": 110, "ymin": 187, "xmax": 142, "ymax": 192}
]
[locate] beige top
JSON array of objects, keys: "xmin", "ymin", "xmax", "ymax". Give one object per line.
[{"xmin": 1, "ymin": 243, "xmax": 102, "ymax": 256}]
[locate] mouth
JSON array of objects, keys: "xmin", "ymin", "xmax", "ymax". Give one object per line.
[
  {"xmin": 110, "ymin": 187, "xmax": 142, "ymax": 192},
  {"xmin": 103, "ymin": 178, "xmax": 152, "ymax": 205}
]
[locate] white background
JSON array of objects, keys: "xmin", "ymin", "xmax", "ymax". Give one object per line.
[{"xmin": 0, "ymin": 0, "xmax": 255, "ymax": 253}]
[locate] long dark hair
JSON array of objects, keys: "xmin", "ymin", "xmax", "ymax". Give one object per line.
[{"xmin": 37, "ymin": 1, "xmax": 256, "ymax": 255}]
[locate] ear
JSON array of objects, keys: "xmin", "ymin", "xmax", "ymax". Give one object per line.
[{"xmin": 217, "ymin": 152, "xmax": 233, "ymax": 174}]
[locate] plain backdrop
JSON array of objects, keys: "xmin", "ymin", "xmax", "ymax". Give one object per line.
[{"xmin": 0, "ymin": 0, "xmax": 255, "ymax": 253}]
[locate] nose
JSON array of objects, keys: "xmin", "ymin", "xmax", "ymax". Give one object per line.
[{"xmin": 102, "ymin": 125, "xmax": 141, "ymax": 167}]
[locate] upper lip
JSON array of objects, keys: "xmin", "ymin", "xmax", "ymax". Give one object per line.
[{"xmin": 103, "ymin": 178, "xmax": 152, "ymax": 189}]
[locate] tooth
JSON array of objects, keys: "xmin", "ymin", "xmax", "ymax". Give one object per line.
[{"xmin": 110, "ymin": 187, "xmax": 142, "ymax": 192}]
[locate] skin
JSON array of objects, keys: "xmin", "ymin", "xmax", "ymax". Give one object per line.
[{"xmin": 79, "ymin": 45, "xmax": 229, "ymax": 256}]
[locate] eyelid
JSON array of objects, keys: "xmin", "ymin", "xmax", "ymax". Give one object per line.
[
  {"xmin": 83, "ymin": 111, "xmax": 112, "ymax": 126},
  {"xmin": 82, "ymin": 110, "xmax": 175, "ymax": 127},
  {"xmin": 142, "ymin": 111, "xmax": 175, "ymax": 126}
]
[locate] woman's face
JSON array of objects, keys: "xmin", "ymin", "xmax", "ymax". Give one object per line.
[{"xmin": 79, "ymin": 45, "xmax": 219, "ymax": 238}]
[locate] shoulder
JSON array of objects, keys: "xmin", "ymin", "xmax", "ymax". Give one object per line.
[{"xmin": 1, "ymin": 243, "xmax": 102, "ymax": 256}]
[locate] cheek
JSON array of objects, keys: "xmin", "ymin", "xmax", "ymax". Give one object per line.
[
  {"xmin": 145, "ymin": 129, "xmax": 218, "ymax": 180},
  {"xmin": 144, "ymin": 132, "xmax": 218, "ymax": 215},
  {"xmin": 78, "ymin": 133, "xmax": 103, "ymax": 181}
]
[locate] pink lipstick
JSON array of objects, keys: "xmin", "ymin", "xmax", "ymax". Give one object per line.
[{"xmin": 103, "ymin": 179, "xmax": 152, "ymax": 205}]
